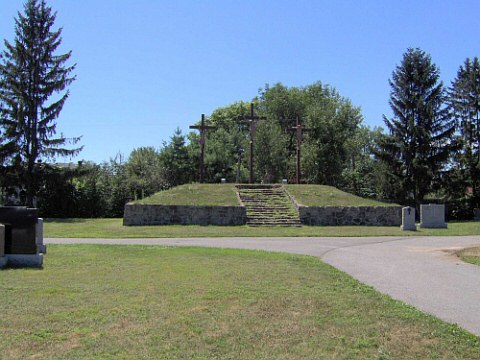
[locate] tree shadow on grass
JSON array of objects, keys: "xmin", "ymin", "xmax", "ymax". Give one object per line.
[{"xmin": 44, "ymin": 218, "xmax": 99, "ymax": 224}]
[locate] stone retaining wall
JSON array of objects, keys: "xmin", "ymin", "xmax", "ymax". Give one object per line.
[
  {"xmin": 123, "ymin": 204, "xmax": 246, "ymax": 226},
  {"xmin": 298, "ymin": 206, "xmax": 402, "ymax": 226}
]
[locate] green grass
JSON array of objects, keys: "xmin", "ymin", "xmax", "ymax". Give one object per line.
[
  {"xmin": 1, "ymin": 245, "xmax": 479, "ymax": 359},
  {"xmin": 286, "ymin": 184, "xmax": 399, "ymax": 206},
  {"xmin": 131, "ymin": 183, "xmax": 240, "ymax": 206},
  {"xmin": 133, "ymin": 183, "xmax": 399, "ymax": 207},
  {"xmin": 44, "ymin": 218, "xmax": 480, "ymax": 238},
  {"xmin": 457, "ymin": 246, "xmax": 480, "ymax": 266}
]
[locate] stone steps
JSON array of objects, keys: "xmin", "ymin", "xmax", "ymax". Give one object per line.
[{"xmin": 236, "ymin": 185, "xmax": 302, "ymax": 227}]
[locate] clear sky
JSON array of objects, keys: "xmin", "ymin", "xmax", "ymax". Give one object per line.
[{"xmin": 1, "ymin": 0, "xmax": 479, "ymax": 163}]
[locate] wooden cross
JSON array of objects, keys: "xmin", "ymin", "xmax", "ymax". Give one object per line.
[
  {"xmin": 189, "ymin": 114, "xmax": 217, "ymax": 183},
  {"xmin": 240, "ymin": 103, "xmax": 266, "ymax": 184},
  {"xmin": 288, "ymin": 116, "xmax": 313, "ymax": 184}
]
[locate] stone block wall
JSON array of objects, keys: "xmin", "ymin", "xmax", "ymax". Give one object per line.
[
  {"xmin": 123, "ymin": 204, "xmax": 247, "ymax": 226},
  {"xmin": 298, "ymin": 206, "xmax": 402, "ymax": 226}
]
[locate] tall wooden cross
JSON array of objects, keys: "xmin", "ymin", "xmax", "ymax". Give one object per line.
[
  {"xmin": 189, "ymin": 114, "xmax": 216, "ymax": 183},
  {"xmin": 288, "ymin": 116, "xmax": 312, "ymax": 184},
  {"xmin": 241, "ymin": 103, "xmax": 266, "ymax": 184}
]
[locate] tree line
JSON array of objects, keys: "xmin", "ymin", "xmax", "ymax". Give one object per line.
[{"xmin": 0, "ymin": 1, "xmax": 479, "ymax": 219}]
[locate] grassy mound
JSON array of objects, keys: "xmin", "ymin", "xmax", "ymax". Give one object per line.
[
  {"xmin": 286, "ymin": 184, "xmax": 399, "ymax": 207},
  {"xmin": 131, "ymin": 183, "xmax": 240, "ymax": 206},
  {"xmin": 133, "ymin": 183, "xmax": 398, "ymax": 207}
]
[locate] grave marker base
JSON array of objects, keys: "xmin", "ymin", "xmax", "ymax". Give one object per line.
[{"xmin": 1, "ymin": 254, "xmax": 43, "ymax": 268}]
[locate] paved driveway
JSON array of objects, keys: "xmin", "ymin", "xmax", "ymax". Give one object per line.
[{"xmin": 46, "ymin": 235, "xmax": 480, "ymax": 336}]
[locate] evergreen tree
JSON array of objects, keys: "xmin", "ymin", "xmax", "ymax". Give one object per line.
[
  {"xmin": 448, "ymin": 57, "xmax": 480, "ymax": 208},
  {"xmin": 159, "ymin": 128, "xmax": 195, "ymax": 187},
  {"xmin": 375, "ymin": 48, "xmax": 455, "ymax": 206},
  {"xmin": 0, "ymin": 0, "xmax": 81, "ymax": 206}
]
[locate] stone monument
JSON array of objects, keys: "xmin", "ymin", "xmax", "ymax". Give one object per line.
[
  {"xmin": 401, "ymin": 206, "xmax": 416, "ymax": 231},
  {"xmin": 420, "ymin": 204, "xmax": 447, "ymax": 228}
]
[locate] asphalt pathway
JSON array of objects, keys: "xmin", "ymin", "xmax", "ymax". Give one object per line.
[{"xmin": 46, "ymin": 235, "xmax": 480, "ymax": 336}]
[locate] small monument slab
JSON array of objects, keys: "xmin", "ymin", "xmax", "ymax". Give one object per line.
[
  {"xmin": 420, "ymin": 204, "xmax": 447, "ymax": 229},
  {"xmin": 401, "ymin": 207, "xmax": 416, "ymax": 231}
]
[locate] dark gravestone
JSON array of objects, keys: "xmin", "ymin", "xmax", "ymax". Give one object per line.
[{"xmin": 0, "ymin": 207, "xmax": 38, "ymax": 254}]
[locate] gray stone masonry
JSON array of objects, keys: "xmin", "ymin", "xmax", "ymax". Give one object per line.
[
  {"xmin": 420, "ymin": 204, "xmax": 447, "ymax": 228},
  {"xmin": 401, "ymin": 207, "xmax": 417, "ymax": 231},
  {"xmin": 123, "ymin": 204, "xmax": 246, "ymax": 226},
  {"xmin": 298, "ymin": 206, "xmax": 402, "ymax": 226}
]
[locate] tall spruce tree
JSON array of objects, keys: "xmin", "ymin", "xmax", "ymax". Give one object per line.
[
  {"xmin": 0, "ymin": 0, "xmax": 81, "ymax": 206},
  {"xmin": 375, "ymin": 48, "xmax": 455, "ymax": 206},
  {"xmin": 448, "ymin": 57, "xmax": 480, "ymax": 208}
]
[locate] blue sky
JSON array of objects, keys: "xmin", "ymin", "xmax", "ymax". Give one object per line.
[{"xmin": 1, "ymin": 0, "xmax": 479, "ymax": 163}]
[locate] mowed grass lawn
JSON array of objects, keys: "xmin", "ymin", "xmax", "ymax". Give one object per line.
[
  {"xmin": 44, "ymin": 218, "xmax": 480, "ymax": 238},
  {"xmin": 1, "ymin": 245, "xmax": 479, "ymax": 359}
]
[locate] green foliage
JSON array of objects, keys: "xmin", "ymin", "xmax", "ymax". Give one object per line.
[
  {"xmin": 258, "ymin": 82, "xmax": 363, "ymax": 185},
  {"xmin": 36, "ymin": 163, "xmax": 81, "ymax": 217},
  {"xmin": 448, "ymin": 57, "xmax": 480, "ymax": 209},
  {"xmin": 205, "ymin": 127, "xmax": 245, "ymax": 182},
  {"xmin": 71, "ymin": 162, "xmax": 107, "ymax": 217},
  {"xmin": 304, "ymin": 94, "xmax": 362, "ymax": 185},
  {"xmin": 341, "ymin": 126, "xmax": 383, "ymax": 198},
  {"xmin": 205, "ymin": 102, "xmax": 250, "ymax": 182},
  {"xmin": 0, "ymin": 0, "xmax": 81, "ymax": 206},
  {"xmin": 375, "ymin": 48, "xmax": 455, "ymax": 206},
  {"xmin": 159, "ymin": 128, "xmax": 196, "ymax": 187},
  {"xmin": 254, "ymin": 121, "xmax": 288, "ymax": 182},
  {"xmin": 126, "ymin": 146, "xmax": 167, "ymax": 199}
]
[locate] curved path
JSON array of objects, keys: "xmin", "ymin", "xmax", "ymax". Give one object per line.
[{"xmin": 46, "ymin": 235, "xmax": 480, "ymax": 337}]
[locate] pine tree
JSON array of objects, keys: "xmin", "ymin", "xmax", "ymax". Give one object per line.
[
  {"xmin": 375, "ymin": 48, "xmax": 455, "ymax": 206},
  {"xmin": 448, "ymin": 57, "xmax": 480, "ymax": 208},
  {"xmin": 0, "ymin": 0, "xmax": 81, "ymax": 206},
  {"xmin": 159, "ymin": 129, "xmax": 195, "ymax": 187}
]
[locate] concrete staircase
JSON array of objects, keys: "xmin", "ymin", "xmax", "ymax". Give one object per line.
[{"xmin": 236, "ymin": 185, "xmax": 302, "ymax": 227}]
